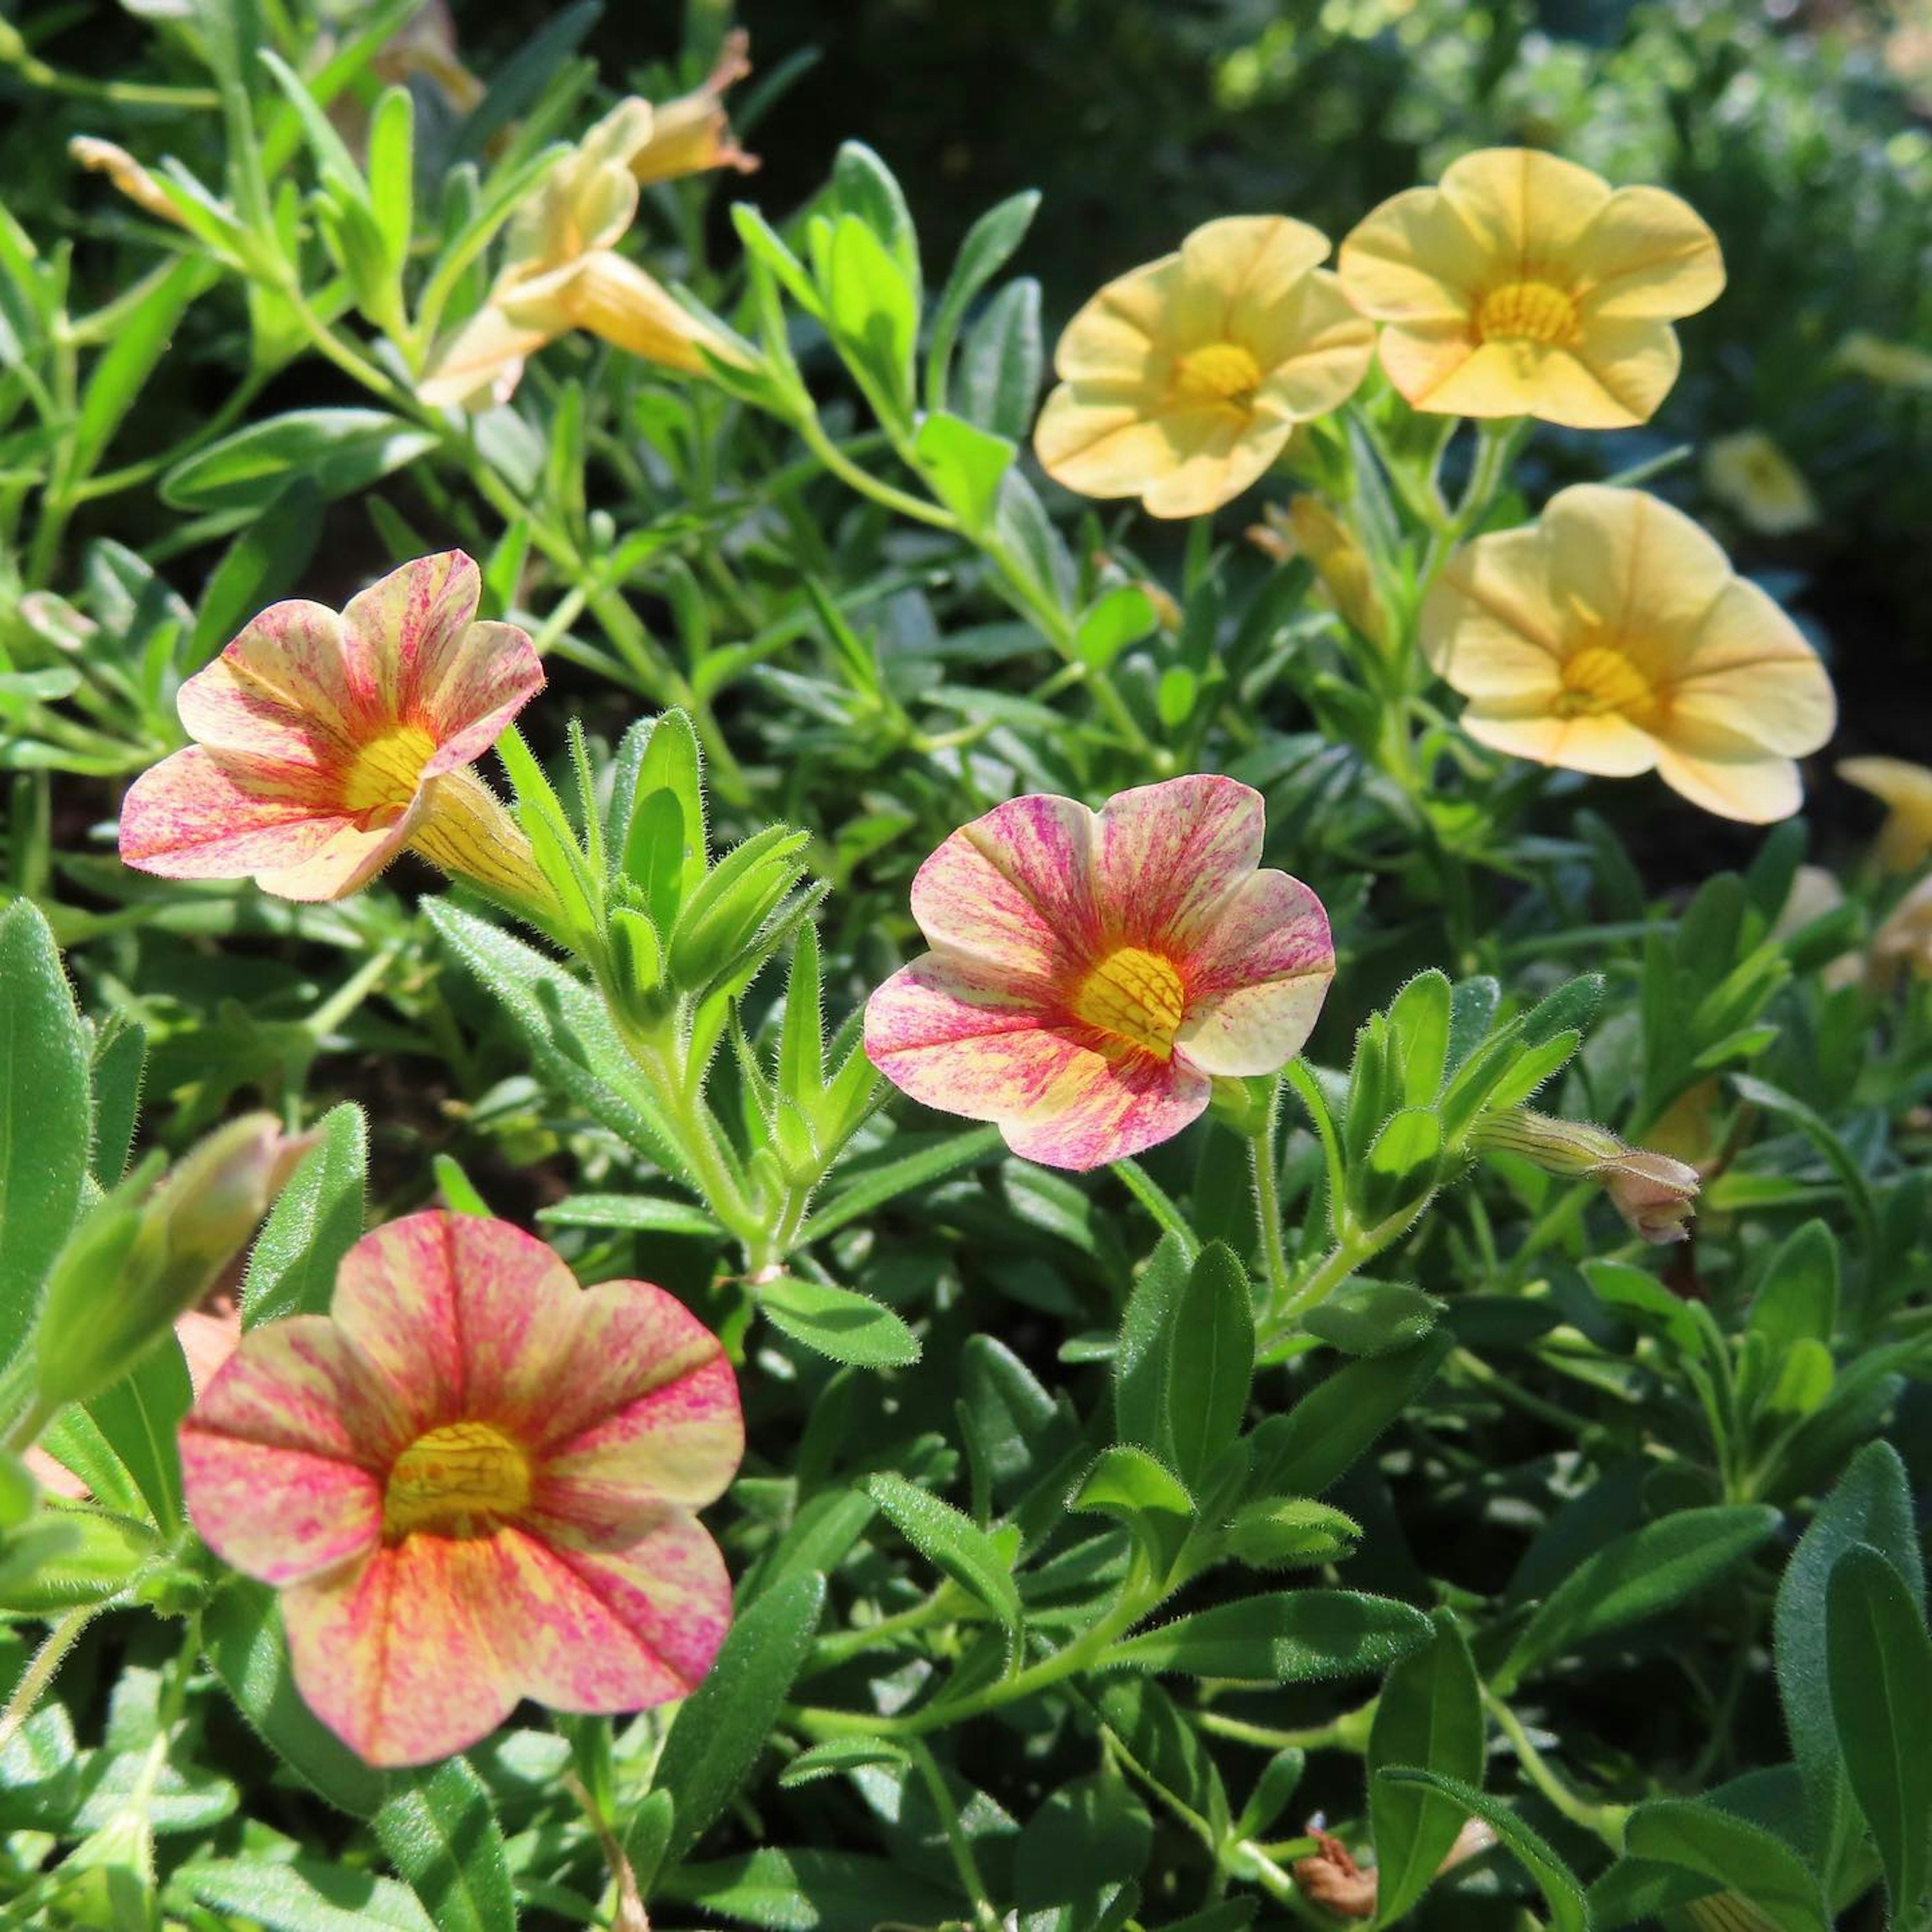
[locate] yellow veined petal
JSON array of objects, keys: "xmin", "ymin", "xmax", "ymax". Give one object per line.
[
  {"xmin": 1435, "ymin": 146, "xmax": 1611, "ymax": 270},
  {"xmin": 1369, "ymin": 320, "xmax": 1484, "ymax": 412},
  {"xmin": 1573, "ymin": 185, "xmax": 1725, "ymax": 321},
  {"xmin": 1053, "ymin": 256, "xmax": 1179, "ymax": 381},
  {"xmin": 1338, "ymin": 185, "xmax": 1490, "ymax": 324},
  {"xmin": 1563, "ymin": 316, "xmax": 1684, "ymax": 428},
  {"xmin": 1540, "ymin": 486, "xmax": 1734, "ymax": 653},
  {"xmin": 1247, "ymin": 269, "xmax": 1375, "ymax": 419},
  {"xmin": 1171, "ymin": 214, "xmax": 1332, "ymax": 346},
  {"xmin": 1652, "ymin": 726, "xmax": 1804, "ymax": 823},
  {"xmin": 1423, "ymin": 525, "xmax": 1567, "ymax": 694},
  {"xmin": 563, "ymin": 253, "xmax": 718, "ymax": 372},
  {"xmin": 1670, "ymin": 580, "xmax": 1835, "ymax": 757},
  {"xmin": 1034, "ymin": 387, "xmax": 1194, "ymax": 501},
  {"xmin": 419, "ymin": 300, "xmax": 558, "ymax": 409},
  {"xmin": 1839, "ymin": 756, "xmax": 1932, "ymax": 870},
  {"xmin": 1139, "ymin": 409, "xmax": 1289, "ymax": 519},
  {"xmin": 1460, "ymin": 704, "xmax": 1660, "ymax": 777}
]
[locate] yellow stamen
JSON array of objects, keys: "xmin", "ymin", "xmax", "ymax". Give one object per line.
[
  {"xmin": 1071, "ymin": 946, "xmax": 1187, "ymax": 1060},
  {"xmin": 1475, "ymin": 280, "xmax": 1580, "ymax": 348},
  {"xmin": 1174, "ymin": 341, "xmax": 1264, "ymax": 408},
  {"xmin": 384, "ymin": 1420, "xmax": 531, "ymax": 1540},
  {"xmin": 342, "ymin": 723, "xmax": 437, "ymax": 817},
  {"xmin": 1554, "ymin": 644, "xmax": 1660, "ymax": 724}
]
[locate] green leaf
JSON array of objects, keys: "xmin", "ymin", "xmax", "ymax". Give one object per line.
[
  {"xmin": 70, "ymin": 258, "xmax": 208, "ymax": 482},
  {"xmin": 538, "ymin": 1193, "xmax": 725, "ymax": 1238},
  {"xmin": 1775, "ymin": 1442, "xmax": 1922, "ymax": 1895},
  {"xmin": 1748, "ymin": 1218, "xmax": 1838, "ymax": 1353},
  {"xmin": 864, "ymin": 1472, "xmax": 1022, "ymax": 1645},
  {"xmin": 176, "ymin": 1859, "xmax": 431, "ymax": 1932},
  {"xmin": 825, "ymin": 214, "xmax": 918, "ymax": 423},
  {"xmin": 925, "ymin": 188, "xmax": 1039, "ymax": 407},
  {"xmin": 84, "ymin": 1338, "xmax": 192, "ymax": 1533},
  {"xmin": 912, "ymin": 409, "xmax": 1015, "ymax": 534},
  {"xmin": 1622, "ymin": 1797, "xmax": 1829, "ymax": 1932},
  {"xmin": 655, "ymin": 1846, "xmax": 958, "ymax": 1930},
  {"xmin": 1075, "ymin": 585, "xmax": 1158, "ymax": 671},
  {"xmin": 777, "ymin": 1737, "xmax": 910, "ymax": 1787},
  {"xmin": 243, "ymin": 1103, "xmax": 366, "ymax": 1326},
  {"xmin": 832, "ymin": 141, "xmax": 920, "ymax": 298},
  {"xmin": 1115, "ymin": 1230, "xmax": 1187, "ymax": 1456},
  {"xmin": 1388, "ymin": 970, "xmax": 1454, "ymax": 1107},
  {"xmin": 1825, "ymin": 1545, "xmax": 1932, "ymax": 1926},
  {"xmin": 757, "ymin": 1273, "xmax": 921, "ymax": 1369},
  {"xmin": 1378, "ymin": 1772, "xmax": 1588, "ymax": 1932},
  {"xmin": 0, "ymin": 899, "xmax": 91, "ymax": 1360},
  {"xmin": 1498, "ymin": 1504, "xmax": 1780, "ymax": 1693},
  {"xmin": 1106, "ymin": 1590, "xmax": 1431, "ymax": 1682},
  {"xmin": 1166, "ymin": 1242, "xmax": 1256, "ymax": 1489},
  {"xmin": 88, "ymin": 1019, "xmax": 146, "ymax": 1189},
  {"xmin": 374, "ymin": 1757, "xmax": 516, "ymax": 1932},
  {"xmin": 956, "ymin": 278, "xmax": 1042, "ymax": 442},
  {"xmin": 800, "ymin": 1124, "xmax": 1005, "ymax": 1243},
  {"xmin": 1367, "ymin": 1611, "xmax": 1484, "ymax": 1926},
  {"xmin": 1222, "ymin": 1497, "xmax": 1362, "ymax": 1570},
  {"xmin": 1070, "ymin": 1444, "xmax": 1194, "ymax": 1519},
  {"xmin": 1246, "ymin": 1330, "xmax": 1451, "ymax": 1496},
  {"xmin": 648, "ymin": 1571, "xmax": 828, "ymax": 1869},
  {"xmin": 186, "ymin": 479, "xmax": 325, "ymax": 670},
  {"xmin": 1304, "ymin": 1279, "xmax": 1440, "ymax": 1357},
  {"xmin": 161, "ymin": 409, "xmax": 437, "ymax": 514}
]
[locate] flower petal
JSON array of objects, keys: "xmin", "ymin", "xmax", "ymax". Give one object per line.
[
  {"xmin": 1574, "ymin": 185, "xmax": 1724, "ymax": 321},
  {"xmin": 1670, "ymin": 580, "xmax": 1834, "ymax": 757},
  {"xmin": 1247, "ymin": 270, "xmax": 1375, "ymax": 419},
  {"xmin": 1423, "ymin": 526, "xmax": 1567, "ymax": 693},
  {"xmin": 1172, "ymin": 215, "xmax": 1332, "ymax": 346},
  {"xmin": 1092, "ymin": 774, "xmax": 1264, "ymax": 953},
  {"xmin": 1653, "ymin": 735, "xmax": 1803, "ymax": 824},
  {"xmin": 418, "ymin": 620, "xmax": 545, "ymax": 777},
  {"xmin": 1840, "ymin": 756, "xmax": 1932, "ymax": 871},
  {"xmin": 177, "ymin": 598, "xmax": 358, "ymax": 765},
  {"xmin": 1054, "ymin": 257, "xmax": 1177, "ymax": 381},
  {"xmin": 1173, "ymin": 870, "xmax": 1335, "ymax": 1079},
  {"xmin": 1460, "ymin": 705, "xmax": 1660, "ymax": 778},
  {"xmin": 566, "ymin": 252, "xmax": 720, "ymax": 372},
  {"xmin": 1034, "ymin": 385, "xmax": 1198, "ymax": 502},
  {"xmin": 1338, "ymin": 186, "xmax": 1487, "ymax": 324},
  {"xmin": 340, "ymin": 551, "xmax": 482, "ymax": 731},
  {"xmin": 908, "ymin": 792, "xmax": 1097, "ymax": 977},
  {"xmin": 1437, "ymin": 147, "xmax": 1610, "ymax": 270},
  {"xmin": 1542, "ymin": 486, "xmax": 1734, "ymax": 646},
  {"xmin": 1138, "ymin": 409, "xmax": 1288, "ymax": 519},
  {"xmin": 1000, "ymin": 1042, "xmax": 1208, "ymax": 1171},
  {"xmin": 419, "ymin": 302, "xmax": 554, "ymax": 410}
]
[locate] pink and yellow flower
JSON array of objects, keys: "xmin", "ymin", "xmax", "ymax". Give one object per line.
[
  {"xmin": 119, "ymin": 551, "xmax": 548, "ymax": 905},
  {"xmin": 180, "ymin": 1212, "xmax": 743, "ymax": 1767},
  {"xmin": 864, "ymin": 775, "xmax": 1335, "ymax": 1170}
]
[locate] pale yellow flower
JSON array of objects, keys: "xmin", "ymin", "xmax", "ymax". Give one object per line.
[
  {"xmin": 1422, "ymin": 485, "xmax": 1835, "ymax": 823},
  {"xmin": 1033, "ymin": 217, "xmax": 1375, "ymax": 519},
  {"xmin": 1839, "ymin": 756, "xmax": 1932, "ymax": 871},
  {"xmin": 420, "ymin": 100, "xmax": 737, "ymax": 409},
  {"xmin": 1338, "ymin": 147, "xmax": 1724, "ymax": 428},
  {"xmin": 630, "ymin": 30, "xmax": 759, "ymax": 187},
  {"xmin": 69, "ymin": 136, "xmax": 182, "ymax": 226},
  {"xmin": 1834, "ymin": 330, "xmax": 1932, "ymax": 391},
  {"xmin": 1703, "ymin": 430, "xmax": 1818, "ymax": 537}
]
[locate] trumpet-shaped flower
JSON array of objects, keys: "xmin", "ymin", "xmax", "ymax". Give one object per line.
[
  {"xmin": 69, "ymin": 136, "xmax": 182, "ymax": 225},
  {"xmin": 420, "ymin": 100, "xmax": 738, "ymax": 409},
  {"xmin": 179, "ymin": 1212, "xmax": 743, "ymax": 1767},
  {"xmin": 864, "ymin": 775, "xmax": 1335, "ymax": 1170},
  {"xmin": 1033, "ymin": 217, "xmax": 1374, "ymax": 519},
  {"xmin": 630, "ymin": 30, "xmax": 759, "ymax": 186},
  {"xmin": 1422, "ymin": 485, "xmax": 1835, "ymax": 823},
  {"xmin": 1703, "ymin": 431, "xmax": 1819, "ymax": 537},
  {"xmin": 1338, "ymin": 148, "xmax": 1724, "ymax": 428},
  {"xmin": 120, "ymin": 551, "xmax": 548, "ymax": 904},
  {"xmin": 1838, "ymin": 756, "xmax": 1932, "ymax": 872}
]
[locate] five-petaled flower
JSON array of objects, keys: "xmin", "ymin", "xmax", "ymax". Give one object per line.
[
  {"xmin": 1422, "ymin": 484, "xmax": 1835, "ymax": 823},
  {"xmin": 119, "ymin": 551, "xmax": 549, "ymax": 905},
  {"xmin": 179, "ymin": 1212, "xmax": 744, "ymax": 1767},
  {"xmin": 1033, "ymin": 216, "xmax": 1375, "ymax": 519},
  {"xmin": 863, "ymin": 775, "xmax": 1335, "ymax": 1170},
  {"xmin": 1839, "ymin": 756, "xmax": 1932, "ymax": 872},
  {"xmin": 419, "ymin": 100, "xmax": 740, "ymax": 409},
  {"xmin": 1703, "ymin": 430, "xmax": 1819, "ymax": 537},
  {"xmin": 1338, "ymin": 147, "xmax": 1724, "ymax": 429}
]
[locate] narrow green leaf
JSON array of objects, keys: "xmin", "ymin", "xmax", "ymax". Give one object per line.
[
  {"xmin": 1163, "ymin": 1242, "xmax": 1255, "ymax": 1487},
  {"xmin": 84, "ymin": 1338, "xmax": 192, "ymax": 1533},
  {"xmin": 1379, "ymin": 1772, "xmax": 1588, "ymax": 1932},
  {"xmin": 864, "ymin": 1472, "xmax": 1021, "ymax": 1642},
  {"xmin": 1304, "ymin": 1280, "xmax": 1440, "ymax": 1358},
  {"xmin": 800, "ymin": 1124, "xmax": 1005, "ymax": 1243},
  {"xmin": 956, "ymin": 277, "xmax": 1042, "ymax": 442},
  {"xmin": 243, "ymin": 1103, "xmax": 366, "ymax": 1326},
  {"xmin": 757, "ymin": 1273, "xmax": 921, "ymax": 1369},
  {"xmin": 374, "ymin": 1757, "xmax": 516, "ymax": 1932},
  {"xmin": 1246, "ymin": 1331, "xmax": 1452, "ymax": 1497},
  {"xmin": 88, "ymin": 1019, "xmax": 146, "ymax": 1189},
  {"xmin": 1070, "ymin": 1444, "xmax": 1194, "ymax": 1519},
  {"xmin": 778, "ymin": 1737, "xmax": 910, "ymax": 1787},
  {"xmin": 1622, "ymin": 1797, "xmax": 1829, "ymax": 1932},
  {"xmin": 925, "ymin": 187, "xmax": 1039, "ymax": 407},
  {"xmin": 161, "ymin": 409, "xmax": 437, "ymax": 515},
  {"xmin": 177, "ymin": 1858, "xmax": 430, "ymax": 1931},
  {"xmin": 538, "ymin": 1194, "xmax": 724, "ymax": 1238},
  {"xmin": 1106, "ymin": 1590, "xmax": 1431, "ymax": 1682}
]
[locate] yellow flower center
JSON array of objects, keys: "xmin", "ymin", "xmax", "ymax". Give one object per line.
[
  {"xmin": 1174, "ymin": 341, "xmax": 1264, "ymax": 408},
  {"xmin": 1071, "ymin": 946, "xmax": 1187, "ymax": 1060},
  {"xmin": 1554, "ymin": 644, "xmax": 1660, "ymax": 725},
  {"xmin": 384, "ymin": 1420, "xmax": 531, "ymax": 1540},
  {"xmin": 1475, "ymin": 280, "xmax": 1580, "ymax": 348},
  {"xmin": 342, "ymin": 723, "xmax": 437, "ymax": 818}
]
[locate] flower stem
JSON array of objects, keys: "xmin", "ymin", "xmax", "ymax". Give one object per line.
[
  {"xmin": 1482, "ymin": 1686, "xmax": 1628, "ymax": 1849},
  {"xmin": 1249, "ymin": 1091, "xmax": 1293, "ymax": 1308},
  {"xmin": 0, "ymin": 1607, "xmax": 97, "ymax": 1759}
]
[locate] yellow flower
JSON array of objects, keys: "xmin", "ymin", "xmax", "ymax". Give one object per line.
[
  {"xmin": 1703, "ymin": 431, "xmax": 1818, "ymax": 536},
  {"xmin": 1281, "ymin": 498, "xmax": 1391, "ymax": 652},
  {"xmin": 630, "ymin": 30, "xmax": 759, "ymax": 187},
  {"xmin": 1873, "ymin": 876, "xmax": 1932, "ymax": 985},
  {"xmin": 1839, "ymin": 756, "xmax": 1932, "ymax": 871},
  {"xmin": 1337, "ymin": 147, "xmax": 1724, "ymax": 428},
  {"xmin": 420, "ymin": 100, "xmax": 738, "ymax": 409},
  {"xmin": 1834, "ymin": 330, "xmax": 1932, "ymax": 391},
  {"xmin": 69, "ymin": 136, "xmax": 182, "ymax": 226},
  {"xmin": 1422, "ymin": 484, "xmax": 1835, "ymax": 823},
  {"xmin": 1033, "ymin": 216, "xmax": 1375, "ymax": 519}
]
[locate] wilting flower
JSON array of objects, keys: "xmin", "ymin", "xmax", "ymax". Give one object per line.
[
  {"xmin": 1474, "ymin": 1108, "xmax": 1699, "ymax": 1244},
  {"xmin": 1834, "ymin": 330, "xmax": 1932, "ymax": 391},
  {"xmin": 120, "ymin": 551, "xmax": 549, "ymax": 905},
  {"xmin": 1250, "ymin": 498, "xmax": 1391, "ymax": 652},
  {"xmin": 69, "ymin": 136, "xmax": 182, "ymax": 225},
  {"xmin": 1839, "ymin": 756, "xmax": 1932, "ymax": 872},
  {"xmin": 1033, "ymin": 217, "xmax": 1374, "ymax": 518},
  {"xmin": 630, "ymin": 30, "xmax": 759, "ymax": 186},
  {"xmin": 1338, "ymin": 147, "xmax": 1724, "ymax": 428},
  {"xmin": 864, "ymin": 775, "xmax": 1335, "ymax": 1170},
  {"xmin": 180, "ymin": 1212, "xmax": 743, "ymax": 1766},
  {"xmin": 370, "ymin": 0, "xmax": 484, "ymax": 113},
  {"xmin": 1422, "ymin": 485, "xmax": 1835, "ymax": 823},
  {"xmin": 419, "ymin": 100, "xmax": 740, "ymax": 409},
  {"xmin": 1703, "ymin": 431, "xmax": 1819, "ymax": 537}
]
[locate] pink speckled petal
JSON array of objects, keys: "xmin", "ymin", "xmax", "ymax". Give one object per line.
[
  {"xmin": 1092, "ymin": 775, "xmax": 1265, "ymax": 952},
  {"xmin": 909, "ymin": 792, "xmax": 1098, "ymax": 976},
  {"xmin": 177, "ymin": 599, "xmax": 359, "ymax": 769},
  {"xmin": 1001, "ymin": 1041, "xmax": 1208, "ymax": 1170},
  {"xmin": 180, "ymin": 1316, "xmax": 405, "ymax": 1585},
  {"xmin": 418, "ymin": 620, "xmax": 545, "ymax": 779},
  {"xmin": 339, "ymin": 551, "xmax": 482, "ymax": 729},
  {"xmin": 528, "ymin": 1282, "xmax": 743, "ymax": 1538},
  {"xmin": 1174, "ymin": 870, "xmax": 1336, "ymax": 1078},
  {"xmin": 119, "ymin": 748, "xmax": 414, "ymax": 899}
]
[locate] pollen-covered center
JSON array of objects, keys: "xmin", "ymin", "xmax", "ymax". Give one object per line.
[
  {"xmin": 1071, "ymin": 945, "xmax": 1187, "ymax": 1060},
  {"xmin": 342, "ymin": 723, "xmax": 437, "ymax": 818},
  {"xmin": 1475, "ymin": 280, "xmax": 1580, "ymax": 348},
  {"xmin": 1554, "ymin": 644, "xmax": 1660, "ymax": 725},
  {"xmin": 1174, "ymin": 341, "xmax": 1264, "ymax": 408},
  {"xmin": 384, "ymin": 1420, "xmax": 531, "ymax": 1540}
]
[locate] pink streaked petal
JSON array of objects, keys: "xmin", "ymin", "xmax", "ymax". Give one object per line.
[
  {"xmin": 339, "ymin": 551, "xmax": 482, "ymax": 729},
  {"xmin": 1173, "ymin": 871, "xmax": 1336, "ymax": 1078},
  {"xmin": 1092, "ymin": 775, "xmax": 1265, "ymax": 952},
  {"xmin": 179, "ymin": 1434, "xmax": 381, "ymax": 1585},
  {"xmin": 1001, "ymin": 1043, "xmax": 1209, "ymax": 1171},
  {"xmin": 1178, "ymin": 978, "xmax": 1333, "ymax": 1079},
  {"xmin": 909, "ymin": 793, "xmax": 1098, "ymax": 977},
  {"xmin": 865, "ymin": 951, "xmax": 1073, "ymax": 1115},
  {"xmin": 417, "ymin": 620, "xmax": 545, "ymax": 778},
  {"xmin": 178, "ymin": 599, "xmax": 360, "ymax": 760},
  {"xmin": 120, "ymin": 748, "xmax": 338, "ymax": 879},
  {"xmin": 282, "ymin": 1539, "xmax": 516, "ymax": 1767}
]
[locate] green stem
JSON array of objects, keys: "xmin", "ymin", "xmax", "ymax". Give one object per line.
[
  {"xmin": 907, "ymin": 1739, "xmax": 1004, "ymax": 1932},
  {"xmin": 0, "ymin": 1607, "xmax": 97, "ymax": 1759},
  {"xmin": 792, "ymin": 408, "xmax": 960, "ymax": 531},
  {"xmin": 1482, "ymin": 1686, "xmax": 1628, "ymax": 1849},
  {"xmin": 808, "ymin": 1589, "xmax": 971, "ymax": 1670},
  {"xmin": 1249, "ymin": 1093, "xmax": 1293, "ymax": 1309},
  {"xmin": 1193, "ymin": 1708, "xmax": 1366, "ymax": 1755}
]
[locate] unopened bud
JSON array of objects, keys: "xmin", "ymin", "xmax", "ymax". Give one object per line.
[
  {"xmin": 70, "ymin": 136, "xmax": 183, "ymax": 226},
  {"xmin": 629, "ymin": 31, "xmax": 760, "ymax": 187},
  {"xmin": 1474, "ymin": 1108, "xmax": 1699, "ymax": 1245}
]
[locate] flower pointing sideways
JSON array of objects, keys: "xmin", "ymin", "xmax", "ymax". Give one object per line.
[
  {"xmin": 179, "ymin": 1212, "xmax": 744, "ymax": 1766},
  {"xmin": 119, "ymin": 551, "xmax": 552, "ymax": 907},
  {"xmin": 1422, "ymin": 485, "xmax": 1835, "ymax": 823},
  {"xmin": 1338, "ymin": 147, "xmax": 1723, "ymax": 428},
  {"xmin": 1838, "ymin": 756, "xmax": 1932, "ymax": 872},
  {"xmin": 1474, "ymin": 1108, "xmax": 1699, "ymax": 1245},
  {"xmin": 628, "ymin": 29, "xmax": 760, "ymax": 187},
  {"xmin": 1034, "ymin": 216, "xmax": 1375, "ymax": 518},
  {"xmin": 864, "ymin": 775, "xmax": 1335, "ymax": 1170}
]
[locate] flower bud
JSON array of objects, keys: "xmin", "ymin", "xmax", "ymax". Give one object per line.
[
  {"xmin": 33, "ymin": 1115, "xmax": 312, "ymax": 1413},
  {"xmin": 1473, "ymin": 1108, "xmax": 1699, "ymax": 1245},
  {"xmin": 629, "ymin": 31, "xmax": 760, "ymax": 186},
  {"xmin": 69, "ymin": 136, "xmax": 182, "ymax": 226}
]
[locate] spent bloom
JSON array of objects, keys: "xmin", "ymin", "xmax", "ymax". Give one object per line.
[
  {"xmin": 1475, "ymin": 1108, "xmax": 1699, "ymax": 1245},
  {"xmin": 1703, "ymin": 431, "xmax": 1819, "ymax": 537},
  {"xmin": 420, "ymin": 100, "xmax": 740, "ymax": 409},
  {"xmin": 1338, "ymin": 147, "xmax": 1723, "ymax": 428},
  {"xmin": 120, "ymin": 551, "xmax": 549, "ymax": 905},
  {"xmin": 629, "ymin": 30, "xmax": 759, "ymax": 186},
  {"xmin": 1033, "ymin": 216, "xmax": 1374, "ymax": 518},
  {"xmin": 1838, "ymin": 756, "xmax": 1932, "ymax": 872},
  {"xmin": 864, "ymin": 775, "xmax": 1335, "ymax": 1170},
  {"xmin": 1422, "ymin": 485, "xmax": 1835, "ymax": 823},
  {"xmin": 69, "ymin": 136, "xmax": 182, "ymax": 225},
  {"xmin": 180, "ymin": 1212, "xmax": 743, "ymax": 1766}
]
